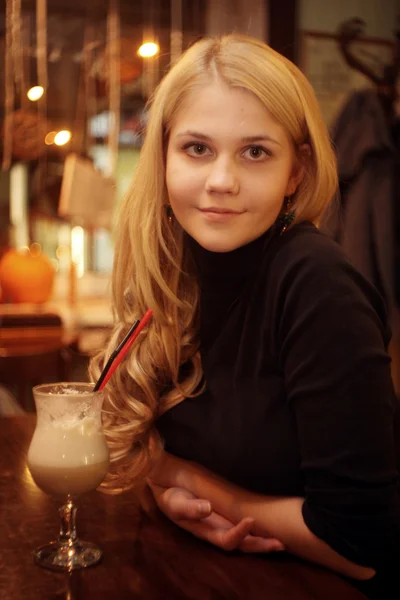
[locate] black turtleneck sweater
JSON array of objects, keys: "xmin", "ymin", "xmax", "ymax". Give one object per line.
[{"xmin": 157, "ymin": 221, "xmax": 400, "ymax": 598}]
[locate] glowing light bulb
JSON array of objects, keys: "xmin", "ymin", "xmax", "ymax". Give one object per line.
[
  {"xmin": 54, "ymin": 130, "xmax": 72, "ymax": 146},
  {"xmin": 138, "ymin": 42, "xmax": 159, "ymax": 58},
  {"xmin": 27, "ymin": 86, "xmax": 44, "ymax": 101},
  {"xmin": 45, "ymin": 131, "xmax": 57, "ymax": 145}
]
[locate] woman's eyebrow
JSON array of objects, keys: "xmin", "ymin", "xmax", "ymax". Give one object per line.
[
  {"xmin": 175, "ymin": 130, "xmax": 212, "ymax": 141},
  {"xmin": 241, "ymin": 135, "xmax": 282, "ymax": 146},
  {"xmin": 175, "ymin": 130, "xmax": 282, "ymax": 146}
]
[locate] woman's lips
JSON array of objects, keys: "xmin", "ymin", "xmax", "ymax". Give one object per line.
[{"xmin": 199, "ymin": 208, "xmax": 243, "ymax": 222}]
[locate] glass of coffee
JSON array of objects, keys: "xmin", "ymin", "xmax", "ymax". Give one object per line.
[{"xmin": 27, "ymin": 382, "xmax": 110, "ymax": 571}]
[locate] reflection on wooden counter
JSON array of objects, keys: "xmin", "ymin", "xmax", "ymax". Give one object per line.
[
  {"xmin": 0, "ymin": 298, "xmax": 113, "ymax": 329},
  {"xmin": 0, "ymin": 312, "xmax": 64, "ymax": 345}
]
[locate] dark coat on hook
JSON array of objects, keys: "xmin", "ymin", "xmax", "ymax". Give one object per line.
[{"xmin": 321, "ymin": 89, "xmax": 399, "ymax": 336}]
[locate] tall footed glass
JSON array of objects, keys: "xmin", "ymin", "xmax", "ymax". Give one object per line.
[{"xmin": 27, "ymin": 383, "xmax": 110, "ymax": 571}]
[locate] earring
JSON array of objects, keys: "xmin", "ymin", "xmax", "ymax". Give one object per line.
[
  {"xmin": 166, "ymin": 204, "xmax": 173, "ymax": 224},
  {"xmin": 278, "ymin": 197, "xmax": 295, "ymax": 235}
]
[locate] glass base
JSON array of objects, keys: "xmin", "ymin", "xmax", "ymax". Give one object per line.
[{"xmin": 33, "ymin": 540, "xmax": 103, "ymax": 571}]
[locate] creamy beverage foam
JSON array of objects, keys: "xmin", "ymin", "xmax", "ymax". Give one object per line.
[{"xmin": 28, "ymin": 416, "xmax": 109, "ymax": 497}]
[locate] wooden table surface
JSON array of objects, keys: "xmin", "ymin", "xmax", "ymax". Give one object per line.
[{"xmin": 0, "ymin": 416, "xmax": 368, "ymax": 600}]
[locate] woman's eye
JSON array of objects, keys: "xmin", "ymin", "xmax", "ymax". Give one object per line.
[
  {"xmin": 245, "ymin": 146, "xmax": 269, "ymax": 160},
  {"xmin": 185, "ymin": 143, "xmax": 210, "ymax": 156}
]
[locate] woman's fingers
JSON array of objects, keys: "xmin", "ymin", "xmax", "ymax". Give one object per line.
[
  {"xmin": 238, "ymin": 535, "xmax": 285, "ymax": 553},
  {"xmin": 185, "ymin": 516, "xmax": 254, "ymax": 551},
  {"xmin": 192, "ymin": 512, "xmax": 285, "ymax": 553},
  {"xmin": 216, "ymin": 517, "xmax": 256, "ymax": 551}
]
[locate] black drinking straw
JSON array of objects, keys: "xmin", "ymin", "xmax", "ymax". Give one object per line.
[{"xmin": 93, "ymin": 319, "xmax": 140, "ymax": 391}]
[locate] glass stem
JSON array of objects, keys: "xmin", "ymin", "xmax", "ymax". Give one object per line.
[{"xmin": 59, "ymin": 499, "xmax": 78, "ymax": 546}]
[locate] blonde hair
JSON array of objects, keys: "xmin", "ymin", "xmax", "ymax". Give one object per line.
[{"xmin": 90, "ymin": 34, "xmax": 338, "ymax": 493}]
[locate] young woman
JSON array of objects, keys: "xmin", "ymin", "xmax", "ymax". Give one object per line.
[{"xmin": 90, "ymin": 35, "xmax": 400, "ymax": 598}]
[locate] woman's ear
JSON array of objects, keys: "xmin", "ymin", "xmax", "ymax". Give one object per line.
[{"xmin": 285, "ymin": 143, "xmax": 312, "ymax": 196}]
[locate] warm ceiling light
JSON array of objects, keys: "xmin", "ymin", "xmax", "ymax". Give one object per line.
[
  {"xmin": 54, "ymin": 130, "xmax": 72, "ymax": 146},
  {"xmin": 27, "ymin": 86, "xmax": 44, "ymax": 101},
  {"xmin": 138, "ymin": 42, "xmax": 159, "ymax": 58},
  {"xmin": 44, "ymin": 131, "xmax": 57, "ymax": 145}
]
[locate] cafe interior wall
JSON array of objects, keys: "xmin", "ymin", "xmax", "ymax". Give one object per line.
[
  {"xmin": 206, "ymin": 0, "xmax": 267, "ymax": 40},
  {"xmin": 299, "ymin": 0, "xmax": 400, "ymax": 39},
  {"xmin": 296, "ymin": 0, "xmax": 400, "ymax": 127}
]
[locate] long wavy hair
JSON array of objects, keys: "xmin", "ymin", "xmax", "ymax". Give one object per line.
[{"xmin": 90, "ymin": 34, "xmax": 338, "ymax": 493}]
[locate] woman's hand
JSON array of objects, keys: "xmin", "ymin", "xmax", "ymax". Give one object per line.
[{"xmin": 148, "ymin": 481, "xmax": 285, "ymax": 553}]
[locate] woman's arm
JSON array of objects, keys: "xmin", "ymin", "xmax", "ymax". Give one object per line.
[
  {"xmin": 271, "ymin": 236, "xmax": 399, "ymax": 576},
  {"xmin": 151, "ymin": 452, "xmax": 376, "ymax": 580}
]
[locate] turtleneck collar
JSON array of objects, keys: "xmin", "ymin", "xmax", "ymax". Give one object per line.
[
  {"xmin": 186, "ymin": 227, "xmax": 274, "ymax": 287},
  {"xmin": 186, "ymin": 227, "xmax": 276, "ymax": 353}
]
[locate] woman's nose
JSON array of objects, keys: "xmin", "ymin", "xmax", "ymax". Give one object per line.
[{"xmin": 205, "ymin": 157, "xmax": 240, "ymax": 195}]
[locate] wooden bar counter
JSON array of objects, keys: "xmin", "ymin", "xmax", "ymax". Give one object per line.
[{"xmin": 0, "ymin": 417, "xmax": 367, "ymax": 599}]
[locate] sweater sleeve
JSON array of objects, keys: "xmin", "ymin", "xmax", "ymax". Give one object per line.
[{"xmin": 273, "ymin": 229, "xmax": 400, "ymax": 569}]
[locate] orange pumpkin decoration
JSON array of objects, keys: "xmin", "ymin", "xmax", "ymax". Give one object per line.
[{"xmin": 0, "ymin": 247, "xmax": 55, "ymax": 304}]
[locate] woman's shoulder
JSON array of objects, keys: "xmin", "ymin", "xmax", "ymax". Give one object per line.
[
  {"xmin": 266, "ymin": 220, "xmax": 390, "ymax": 337},
  {"xmin": 270, "ymin": 221, "xmax": 347, "ymax": 267},
  {"xmin": 267, "ymin": 220, "xmax": 365, "ymax": 285}
]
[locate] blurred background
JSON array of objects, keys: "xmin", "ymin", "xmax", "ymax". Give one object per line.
[{"xmin": 1, "ymin": 0, "xmax": 400, "ymax": 411}]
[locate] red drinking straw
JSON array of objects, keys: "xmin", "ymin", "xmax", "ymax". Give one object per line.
[{"xmin": 93, "ymin": 309, "xmax": 153, "ymax": 392}]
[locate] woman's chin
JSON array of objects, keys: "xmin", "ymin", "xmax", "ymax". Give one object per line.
[{"xmin": 191, "ymin": 233, "xmax": 247, "ymax": 254}]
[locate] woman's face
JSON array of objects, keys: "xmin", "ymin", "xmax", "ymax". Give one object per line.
[{"xmin": 166, "ymin": 79, "xmax": 301, "ymax": 253}]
